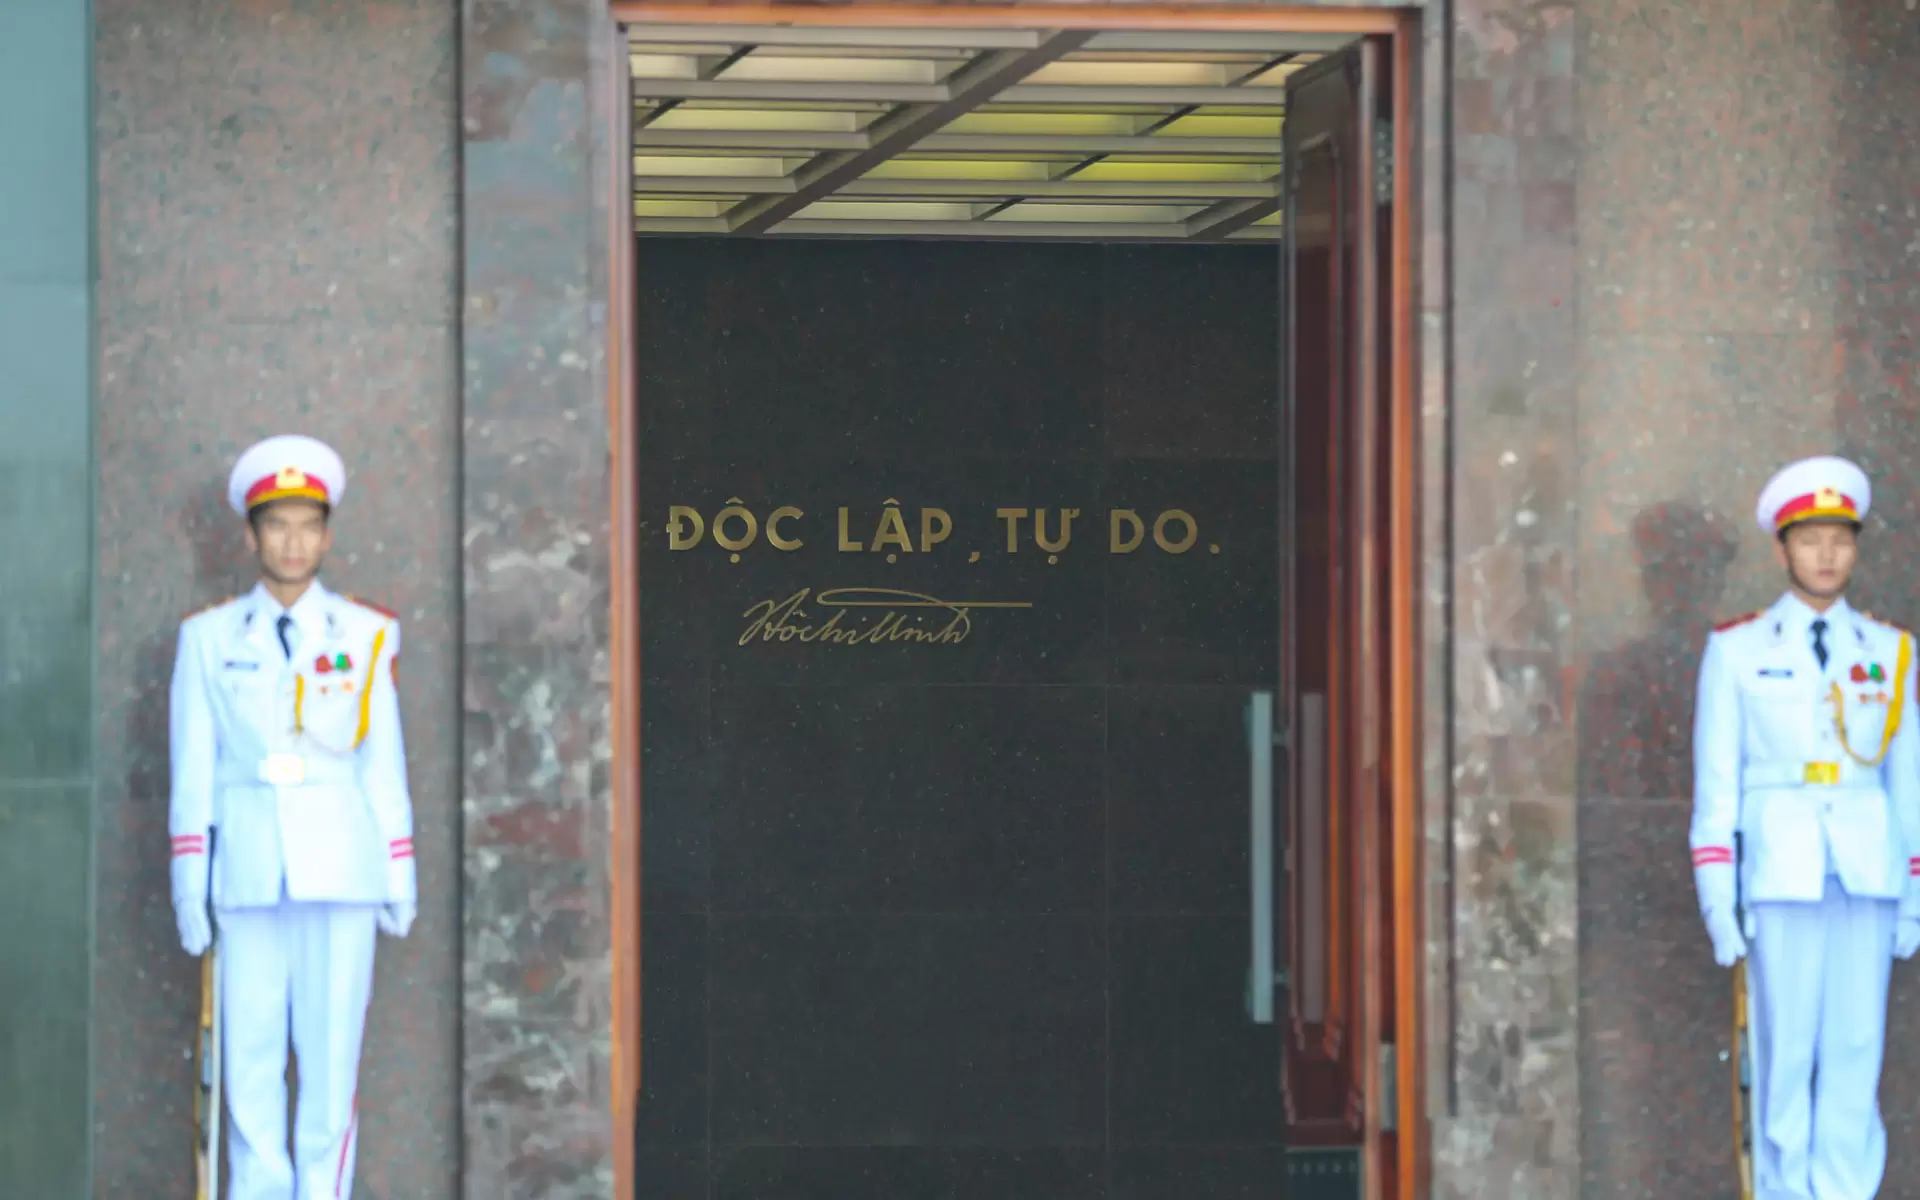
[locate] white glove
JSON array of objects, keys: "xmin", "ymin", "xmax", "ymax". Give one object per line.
[
  {"xmin": 176, "ymin": 901, "xmax": 212, "ymax": 957},
  {"xmin": 378, "ymin": 901, "xmax": 416, "ymax": 939},
  {"xmin": 1705, "ymin": 907, "xmax": 1747, "ymax": 967},
  {"xmin": 1896, "ymin": 917, "xmax": 1920, "ymax": 960}
]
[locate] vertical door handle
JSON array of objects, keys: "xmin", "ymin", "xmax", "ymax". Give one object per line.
[{"xmin": 1247, "ymin": 689, "xmax": 1279, "ymax": 1023}]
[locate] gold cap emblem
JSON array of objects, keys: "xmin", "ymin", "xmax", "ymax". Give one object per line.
[
  {"xmin": 275, "ymin": 465, "xmax": 308, "ymax": 489},
  {"xmin": 1815, "ymin": 486, "xmax": 1843, "ymax": 510}
]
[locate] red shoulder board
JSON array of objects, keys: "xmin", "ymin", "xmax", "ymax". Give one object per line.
[
  {"xmin": 1712, "ymin": 611, "xmax": 1763, "ymax": 633},
  {"xmin": 346, "ymin": 595, "xmax": 398, "ymax": 621}
]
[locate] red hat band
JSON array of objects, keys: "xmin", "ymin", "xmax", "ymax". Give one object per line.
[
  {"xmin": 1774, "ymin": 487, "xmax": 1858, "ymax": 532},
  {"xmin": 245, "ymin": 465, "xmax": 331, "ymax": 511}
]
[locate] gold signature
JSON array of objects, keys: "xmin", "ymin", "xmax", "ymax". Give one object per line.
[{"xmin": 738, "ymin": 587, "xmax": 1032, "ymax": 648}]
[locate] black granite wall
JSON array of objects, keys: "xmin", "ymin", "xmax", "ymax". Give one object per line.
[{"xmin": 633, "ymin": 237, "xmax": 1286, "ymax": 1199}]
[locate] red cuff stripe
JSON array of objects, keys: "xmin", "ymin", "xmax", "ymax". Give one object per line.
[
  {"xmin": 390, "ymin": 838, "xmax": 414, "ymax": 860},
  {"xmin": 1909, "ymin": 856, "xmax": 1920, "ymax": 876},
  {"xmin": 171, "ymin": 835, "xmax": 205, "ymax": 858},
  {"xmin": 1692, "ymin": 847, "xmax": 1734, "ymax": 866}
]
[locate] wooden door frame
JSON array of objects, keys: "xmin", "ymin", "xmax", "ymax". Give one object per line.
[{"xmin": 600, "ymin": 7, "xmax": 1429, "ymax": 1199}]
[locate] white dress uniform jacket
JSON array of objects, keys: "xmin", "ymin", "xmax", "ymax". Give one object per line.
[
  {"xmin": 1690, "ymin": 593, "xmax": 1920, "ymax": 920},
  {"xmin": 168, "ymin": 580, "xmax": 416, "ymax": 911}
]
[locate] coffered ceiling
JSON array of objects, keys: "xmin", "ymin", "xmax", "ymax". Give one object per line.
[{"xmin": 627, "ymin": 23, "xmax": 1353, "ymax": 241}]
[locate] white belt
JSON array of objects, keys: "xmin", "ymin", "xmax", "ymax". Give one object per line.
[
  {"xmin": 216, "ymin": 753, "xmax": 356, "ymax": 788},
  {"xmin": 1741, "ymin": 760, "xmax": 1878, "ymax": 789}
]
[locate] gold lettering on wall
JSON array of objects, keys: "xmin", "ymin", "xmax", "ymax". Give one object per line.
[
  {"xmin": 667, "ymin": 502, "xmax": 1219, "ymax": 561},
  {"xmin": 872, "ymin": 501, "xmax": 913, "ymax": 554},
  {"xmin": 838, "ymin": 507, "xmax": 864, "ymax": 551},
  {"xmin": 767, "ymin": 506, "xmax": 804, "ymax": 551},
  {"xmin": 996, "ymin": 507, "xmax": 1028, "ymax": 553},
  {"xmin": 667, "ymin": 505, "xmax": 705, "ymax": 550},
  {"xmin": 1154, "ymin": 509, "xmax": 1199, "ymax": 554},
  {"xmin": 739, "ymin": 588, "xmax": 1032, "ymax": 648},
  {"xmin": 920, "ymin": 508, "xmax": 952, "ymax": 553},
  {"xmin": 664, "ymin": 501, "xmax": 1226, "ymax": 647}
]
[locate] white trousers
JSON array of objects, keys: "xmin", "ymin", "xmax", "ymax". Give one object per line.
[
  {"xmin": 1749, "ymin": 878, "xmax": 1894, "ymax": 1200},
  {"xmin": 218, "ymin": 900, "xmax": 378, "ymax": 1200}
]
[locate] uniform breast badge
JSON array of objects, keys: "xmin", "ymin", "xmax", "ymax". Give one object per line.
[{"xmin": 1830, "ymin": 636, "xmax": 1911, "ymax": 769}]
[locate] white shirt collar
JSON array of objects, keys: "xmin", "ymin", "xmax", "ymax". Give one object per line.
[
  {"xmin": 1772, "ymin": 591, "xmax": 1851, "ymax": 635},
  {"xmin": 248, "ymin": 578, "xmax": 331, "ymax": 634}
]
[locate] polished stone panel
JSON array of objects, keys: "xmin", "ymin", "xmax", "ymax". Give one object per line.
[
  {"xmin": 711, "ymin": 1148, "xmax": 1107, "ymax": 1200},
  {"xmin": 1, "ymin": 1, "xmax": 94, "ymax": 1195},
  {"xmin": 461, "ymin": 2, "xmax": 621, "ymax": 1191},
  {"xmin": 1107, "ymin": 686, "xmax": 1260, "ymax": 916},
  {"xmin": 0, "ymin": 420, "xmax": 92, "ymax": 778},
  {"xmin": 709, "ymin": 914, "xmax": 1109, "ymax": 1145},
  {"xmin": 710, "ymin": 684, "xmax": 1106, "ymax": 915},
  {"xmin": 1435, "ymin": 0, "xmax": 1581, "ymax": 1193},
  {"xmin": 1105, "ymin": 460, "xmax": 1279, "ymax": 685},
  {"xmin": 639, "ymin": 676, "xmax": 712, "ymax": 916},
  {"xmin": 633, "ymin": 914, "xmax": 708, "ymax": 1149},
  {"xmin": 636, "ymin": 1147, "xmax": 708, "ymax": 1200},
  {"xmin": 1109, "ymin": 1147, "xmax": 1294, "ymax": 1200},
  {"xmin": 1574, "ymin": 2, "xmax": 1920, "ymax": 1197},
  {"xmin": 1102, "ymin": 245, "xmax": 1281, "ymax": 461},
  {"xmin": 1110, "ymin": 916, "xmax": 1283, "ymax": 1145},
  {"xmin": 0, "ymin": 784, "xmax": 92, "ymax": 1193},
  {"xmin": 693, "ymin": 239, "xmax": 1105, "ymax": 463},
  {"xmin": 92, "ymin": 0, "xmax": 461, "ymax": 1193}
]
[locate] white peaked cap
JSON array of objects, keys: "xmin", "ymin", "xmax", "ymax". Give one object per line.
[
  {"xmin": 1754, "ymin": 455, "xmax": 1870, "ymax": 536},
  {"xmin": 226, "ymin": 434, "xmax": 347, "ymax": 517}
]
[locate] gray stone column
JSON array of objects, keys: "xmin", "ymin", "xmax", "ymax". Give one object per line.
[{"xmin": 0, "ymin": 0, "xmax": 95, "ymax": 1194}]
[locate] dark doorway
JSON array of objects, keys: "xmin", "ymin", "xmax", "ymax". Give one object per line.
[
  {"xmin": 635, "ymin": 236, "xmax": 1288, "ymax": 1200},
  {"xmin": 607, "ymin": 15, "xmax": 1424, "ymax": 1200}
]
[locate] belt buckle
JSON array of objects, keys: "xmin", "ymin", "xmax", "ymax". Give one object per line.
[
  {"xmin": 1804, "ymin": 761, "xmax": 1840, "ymax": 785},
  {"xmin": 260, "ymin": 754, "xmax": 307, "ymax": 786}
]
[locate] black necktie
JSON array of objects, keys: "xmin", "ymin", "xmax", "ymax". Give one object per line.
[
  {"xmin": 1812, "ymin": 618, "xmax": 1829, "ymax": 670},
  {"xmin": 276, "ymin": 614, "xmax": 294, "ymax": 660}
]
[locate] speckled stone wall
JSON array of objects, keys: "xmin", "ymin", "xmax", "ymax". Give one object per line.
[
  {"xmin": 96, "ymin": 1, "xmax": 1920, "ymax": 1197},
  {"xmin": 91, "ymin": 2, "xmax": 461, "ymax": 1195},
  {"xmin": 1575, "ymin": 2, "xmax": 1920, "ymax": 1197},
  {"xmin": 1432, "ymin": 0, "xmax": 1581, "ymax": 1194}
]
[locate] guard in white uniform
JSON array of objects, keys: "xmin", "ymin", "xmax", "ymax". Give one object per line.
[
  {"xmin": 1692, "ymin": 456, "xmax": 1920, "ymax": 1200},
  {"xmin": 169, "ymin": 435, "xmax": 416, "ymax": 1200}
]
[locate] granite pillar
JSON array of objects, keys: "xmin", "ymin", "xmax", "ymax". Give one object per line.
[
  {"xmin": 1576, "ymin": 1, "xmax": 1920, "ymax": 1196},
  {"xmin": 1432, "ymin": 0, "xmax": 1581, "ymax": 1195},
  {"xmin": 460, "ymin": 2, "xmax": 622, "ymax": 1194},
  {"xmin": 91, "ymin": 1, "xmax": 462, "ymax": 1194},
  {"xmin": 0, "ymin": 0, "xmax": 95, "ymax": 1194}
]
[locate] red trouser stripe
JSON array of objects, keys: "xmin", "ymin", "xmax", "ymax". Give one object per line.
[{"xmin": 336, "ymin": 1093, "xmax": 358, "ymax": 1197}]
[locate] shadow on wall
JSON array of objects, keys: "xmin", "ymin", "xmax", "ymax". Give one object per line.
[
  {"xmin": 127, "ymin": 489, "xmax": 254, "ymax": 809},
  {"xmin": 1832, "ymin": 6, "xmax": 1920, "ymax": 1195},
  {"xmin": 1577, "ymin": 501, "xmax": 1744, "ymax": 1192},
  {"xmin": 1580, "ymin": 502, "xmax": 1739, "ymax": 801}
]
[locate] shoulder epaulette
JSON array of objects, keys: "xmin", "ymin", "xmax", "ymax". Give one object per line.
[
  {"xmin": 1713, "ymin": 611, "xmax": 1763, "ymax": 633},
  {"xmin": 182, "ymin": 595, "xmax": 235, "ymax": 621},
  {"xmin": 345, "ymin": 595, "xmax": 399, "ymax": 621},
  {"xmin": 1861, "ymin": 610, "xmax": 1911, "ymax": 635}
]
